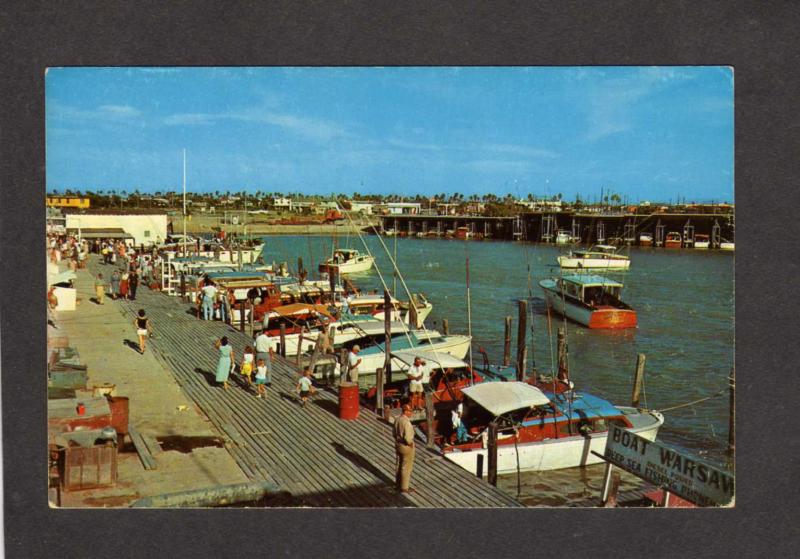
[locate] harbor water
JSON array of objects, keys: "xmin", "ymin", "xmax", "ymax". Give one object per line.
[{"xmin": 260, "ymin": 235, "xmax": 734, "ymax": 506}]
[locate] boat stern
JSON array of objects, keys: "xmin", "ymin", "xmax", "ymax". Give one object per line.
[{"xmin": 588, "ymin": 308, "xmax": 637, "ymax": 329}]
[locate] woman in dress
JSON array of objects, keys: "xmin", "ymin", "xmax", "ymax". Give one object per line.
[
  {"xmin": 214, "ymin": 336, "xmax": 235, "ymax": 390},
  {"xmin": 119, "ymin": 271, "xmax": 129, "ymax": 300},
  {"xmin": 110, "ymin": 270, "xmax": 121, "ymax": 300}
]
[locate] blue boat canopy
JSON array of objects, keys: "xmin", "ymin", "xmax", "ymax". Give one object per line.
[{"xmin": 559, "ymin": 274, "xmax": 624, "ymax": 288}]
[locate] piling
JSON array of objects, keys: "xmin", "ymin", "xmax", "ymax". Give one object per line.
[
  {"xmin": 375, "ymin": 367, "xmax": 384, "ymax": 416},
  {"xmin": 631, "ymin": 353, "xmax": 646, "ymax": 407},
  {"xmin": 409, "ymin": 296, "xmax": 419, "ymax": 329},
  {"xmin": 239, "ymin": 302, "xmax": 245, "ymax": 332},
  {"xmin": 279, "ymin": 324, "xmax": 287, "ymax": 357},
  {"xmin": 557, "ymin": 327, "xmax": 569, "ymax": 382},
  {"xmin": 728, "ymin": 367, "xmax": 735, "ymax": 464},
  {"xmin": 442, "ymin": 318, "xmax": 449, "ymax": 336},
  {"xmin": 503, "ymin": 316, "xmax": 512, "ymax": 366},
  {"xmin": 425, "ymin": 391, "xmax": 435, "ymax": 449},
  {"xmin": 487, "ymin": 422, "xmax": 498, "ymax": 486},
  {"xmin": 248, "ymin": 302, "xmax": 255, "ymax": 336},
  {"xmin": 180, "ymin": 272, "xmax": 186, "ymax": 300},
  {"xmin": 296, "ymin": 332, "xmax": 304, "ymax": 364},
  {"xmin": 516, "ymin": 300, "xmax": 527, "ymax": 381},
  {"xmin": 383, "ymin": 290, "xmax": 392, "ymax": 382}
]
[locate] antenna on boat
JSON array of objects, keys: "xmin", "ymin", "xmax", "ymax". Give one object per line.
[
  {"xmin": 465, "ymin": 246, "xmax": 474, "ymax": 379},
  {"xmin": 182, "ymin": 148, "xmax": 187, "ymax": 258}
]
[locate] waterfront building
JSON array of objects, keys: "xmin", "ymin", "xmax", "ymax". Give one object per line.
[{"xmin": 65, "ymin": 210, "xmax": 168, "ymax": 246}]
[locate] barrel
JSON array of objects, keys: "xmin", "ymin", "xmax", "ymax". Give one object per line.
[
  {"xmin": 107, "ymin": 396, "xmax": 130, "ymax": 438},
  {"xmin": 338, "ymin": 381, "xmax": 360, "ymax": 420}
]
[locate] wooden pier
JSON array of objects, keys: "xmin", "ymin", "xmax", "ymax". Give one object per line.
[{"xmin": 88, "ymin": 256, "xmax": 521, "ymax": 507}]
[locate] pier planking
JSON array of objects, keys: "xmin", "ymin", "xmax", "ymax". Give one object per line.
[{"xmin": 87, "ymin": 256, "xmax": 520, "ymax": 507}]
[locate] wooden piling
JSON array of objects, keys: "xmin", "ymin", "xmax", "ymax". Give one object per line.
[
  {"xmin": 279, "ymin": 323, "xmax": 287, "ymax": 357},
  {"xmin": 728, "ymin": 367, "xmax": 735, "ymax": 463},
  {"xmin": 516, "ymin": 300, "xmax": 527, "ymax": 381},
  {"xmin": 239, "ymin": 302, "xmax": 246, "ymax": 332},
  {"xmin": 375, "ymin": 367, "xmax": 384, "ymax": 416},
  {"xmin": 557, "ymin": 327, "xmax": 569, "ymax": 382},
  {"xmin": 408, "ymin": 297, "xmax": 419, "ymax": 329},
  {"xmin": 339, "ymin": 348, "xmax": 348, "ymax": 381},
  {"xmin": 487, "ymin": 422, "xmax": 498, "ymax": 486},
  {"xmin": 476, "ymin": 454, "xmax": 484, "ymax": 479},
  {"xmin": 603, "ymin": 470, "xmax": 622, "ymax": 508},
  {"xmin": 384, "ymin": 290, "xmax": 392, "ymax": 383},
  {"xmin": 631, "ymin": 353, "xmax": 646, "ymax": 407},
  {"xmin": 442, "ymin": 318, "xmax": 449, "ymax": 336},
  {"xmin": 503, "ymin": 316, "xmax": 512, "ymax": 366},
  {"xmin": 180, "ymin": 272, "xmax": 186, "ymax": 300},
  {"xmin": 296, "ymin": 332, "xmax": 304, "ymax": 365},
  {"xmin": 249, "ymin": 301, "xmax": 255, "ymax": 337},
  {"xmin": 424, "ymin": 391, "xmax": 435, "ymax": 449}
]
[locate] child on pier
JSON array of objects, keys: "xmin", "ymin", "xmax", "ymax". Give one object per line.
[
  {"xmin": 296, "ymin": 367, "xmax": 316, "ymax": 407},
  {"xmin": 254, "ymin": 358, "xmax": 269, "ymax": 398},
  {"xmin": 241, "ymin": 346, "xmax": 255, "ymax": 389}
]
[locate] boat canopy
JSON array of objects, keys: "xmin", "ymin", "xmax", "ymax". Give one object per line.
[
  {"xmin": 462, "ymin": 382, "xmax": 551, "ymax": 416},
  {"xmin": 593, "ymin": 244, "xmax": 617, "ymax": 252},
  {"xmin": 334, "ymin": 248, "xmax": 359, "ymax": 255},
  {"xmin": 560, "ymin": 275, "xmax": 624, "ymax": 288},
  {"xmin": 391, "ymin": 350, "xmax": 467, "ymax": 370},
  {"xmin": 271, "ymin": 303, "xmax": 334, "ymax": 319}
]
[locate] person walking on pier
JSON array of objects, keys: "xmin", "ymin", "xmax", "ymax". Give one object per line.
[
  {"xmin": 394, "ymin": 404, "xmax": 416, "ymax": 494},
  {"xmin": 254, "ymin": 358, "xmax": 269, "ymax": 398},
  {"xmin": 214, "ymin": 336, "xmax": 235, "ymax": 391},
  {"xmin": 110, "ymin": 270, "xmax": 120, "ymax": 300},
  {"xmin": 240, "ymin": 345, "xmax": 255, "ymax": 390},
  {"xmin": 296, "ymin": 367, "xmax": 316, "ymax": 407},
  {"xmin": 119, "ymin": 271, "xmax": 130, "ymax": 300},
  {"xmin": 129, "ymin": 269, "xmax": 139, "ymax": 301},
  {"xmin": 94, "ymin": 273, "xmax": 106, "ymax": 305},
  {"xmin": 407, "ymin": 356, "xmax": 428, "ymax": 411},
  {"xmin": 134, "ymin": 309, "xmax": 151, "ymax": 354},
  {"xmin": 201, "ymin": 281, "xmax": 218, "ymax": 321}
]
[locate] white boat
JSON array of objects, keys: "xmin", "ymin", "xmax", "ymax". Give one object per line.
[
  {"xmin": 442, "ymin": 382, "xmax": 664, "ymax": 474},
  {"xmin": 354, "ymin": 330, "xmax": 472, "ymax": 378},
  {"xmin": 694, "ymin": 234, "xmax": 710, "ymax": 249},
  {"xmin": 720, "ymin": 240, "xmax": 735, "ymax": 251},
  {"xmin": 539, "ymin": 275, "xmax": 637, "ymax": 329},
  {"xmin": 318, "ymin": 248, "xmax": 375, "ymax": 275},
  {"xmin": 639, "ymin": 233, "xmax": 653, "ymax": 247},
  {"xmin": 383, "ymin": 228, "xmax": 396, "ymax": 237},
  {"xmin": 557, "ymin": 245, "xmax": 631, "ymax": 270},
  {"xmin": 555, "ymin": 230, "xmax": 572, "ymax": 245},
  {"xmin": 342, "ymin": 293, "xmax": 432, "ymax": 328}
]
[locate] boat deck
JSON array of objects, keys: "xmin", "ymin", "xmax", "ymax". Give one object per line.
[{"xmin": 87, "ymin": 256, "xmax": 521, "ymax": 507}]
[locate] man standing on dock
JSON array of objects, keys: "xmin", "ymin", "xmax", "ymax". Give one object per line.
[
  {"xmin": 347, "ymin": 345, "xmax": 362, "ymax": 383},
  {"xmin": 394, "ymin": 404, "xmax": 416, "ymax": 494}
]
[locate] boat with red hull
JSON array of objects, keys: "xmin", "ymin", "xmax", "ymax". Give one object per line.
[{"xmin": 539, "ymin": 274, "xmax": 637, "ymax": 329}]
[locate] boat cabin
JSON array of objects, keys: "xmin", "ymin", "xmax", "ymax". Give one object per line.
[
  {"xmin": 555, "ymin": 275, "xmax": 626, "ymax": 307},
  {"xmin": 259, "ymin": 303, "xmax": 334, "ymax": 336}
]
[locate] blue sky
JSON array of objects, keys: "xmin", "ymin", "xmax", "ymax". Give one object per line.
[{"xmin": 46, "ymin": 66, "xmax": 733, "ymax": 202}]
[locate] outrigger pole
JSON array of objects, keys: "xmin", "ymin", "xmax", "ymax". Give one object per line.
[
  {"xmin": 182, "ymin": 149, "xmax": 187, "ymax": 257},
  {"xmin": 465, "ymin": 248, "xmax": 474, "ymax": 379}
]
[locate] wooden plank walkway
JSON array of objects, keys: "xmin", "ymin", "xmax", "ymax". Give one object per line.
[{"xmin": 89, "ymin": 257, "xmax": 521, "ymax": 507}]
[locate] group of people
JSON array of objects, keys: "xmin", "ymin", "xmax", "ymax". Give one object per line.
[
  {"xmin": 48, "ymin": 234, "xmax": 89, "ymax": 271},
  {"xmin": 198, "ymin": 280, "xmax": 235, "ymax": 322},
  {"xmin": 212, "ymin": 330, "xmax": 275, "ymax": 399}
]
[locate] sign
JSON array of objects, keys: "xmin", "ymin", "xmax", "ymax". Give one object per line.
[{"xmin": 603, "ymin": 424, "xmax": 734, "ymax": 507}]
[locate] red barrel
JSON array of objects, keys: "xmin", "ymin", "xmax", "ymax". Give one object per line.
[
  {"xmin": 107, "ymin": 396, "xmax": 130, "ymax": 437},
  {"xmin": 338, "ymin": 382, "xmax": 360, "ymax": 420}
]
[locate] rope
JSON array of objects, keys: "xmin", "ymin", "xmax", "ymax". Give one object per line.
[{"xmin": 655, "ymin": 389, "xmax": 726, "ymax": 413}]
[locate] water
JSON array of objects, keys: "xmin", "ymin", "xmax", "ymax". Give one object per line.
[{"xmin": 260, "ymin": 235, "xmax": 734, "ymax": 505}]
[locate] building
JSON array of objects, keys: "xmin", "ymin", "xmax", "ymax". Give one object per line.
[
  {"xmin": 46, "ymin": 196, "xmax": 90, "ymax": 209},
  {"xmin": 381, "ymin": 202, "xmax": 421, "ymax": 215},
  {"xmin": 65, "ymin": 210, "xmax": 168, "ymax": 246},
  {"xmin": 348, "ymin": 201, "xmax": 375, "ymax": 215}
]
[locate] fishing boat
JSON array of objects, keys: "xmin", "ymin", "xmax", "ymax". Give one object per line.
[
  {"xmin": 557, "ymin": 245, "xmax": 631, "ymax": 271},
  {"xmin": 383, "ymin": 228, "xmax": 396, "ymax": 237},
  {"xmin": 664, "ymin": 232, "xmax": 682, "ymax": 248},
  {"xmin": 257, "ymin": 303, "xmax": 335, "ymax": 355},
  {"xmin": 539, "ymin": 274, "xmax": 637, "ymax": 329},
  {"xmin": 720, "ymin": 239, "xmax": 735, "ymax": 251},
  {"xmin": 342, "ymin": 293, "xmax": 432, "ymax": 328},
  {"xmin": 439, "ymin": 381, "xmax": 664, "ymax": 474},
  {"xmin": 455, "ymin": 227, "xmax": 473, "ymax": 240},
  {"xmin": 354, "ymin": 330, "xmax": 472, "ymax": 377},
  {"xmin": 318, "ymin": 248, "xmax": 375, "ymax": 275},
  {"xmin": 555, "ymin": 230, "xmax": 572, "ymax": 245},
  {"xmin": 639, "ymin": 233, "xmax": 653, "ymax": 247},
  {"xmin": 694, "ymin": 234, "xmax": 710, "ymax": 249}
]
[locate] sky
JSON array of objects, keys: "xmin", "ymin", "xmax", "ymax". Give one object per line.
[{"xmin": 46, "ymin": 66, "xmax": 733, "ymax": 203}]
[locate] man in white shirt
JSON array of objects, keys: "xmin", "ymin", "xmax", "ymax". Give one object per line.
[
  {"xmin": 254, "ymin": 330, "xmax": 272, "ymax": 377},
  {"xmin": 201, "ymin": 282, "xmax": 218, "ymax": 320},
  {"xmin": 407, "ymin": 356, "xmax": 428, "ymax": 410},
  {"xmin": 347, "ymin": 345, "xmax": 362, "ymax": 383}
]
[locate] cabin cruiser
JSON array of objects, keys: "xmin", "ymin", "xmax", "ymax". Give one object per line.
[
  {"xmin": 557, "ymin": 245, "xmax": 631, "ymax": 270},
  {"xmin": 341, "ymin": 293, "xmax": 432, "ymax": 328},
  {"xmin": 440, "ymin": 381, "xmax": 664, "ymax": 474},
  {"xmin": 354, "ymin": 330, "xmax": 472, "ymax": 379},
  {"xmin": 639, "ymin": 233, "xmax": 653, "ymax": 247},
  {"xmin": 694, "ymin": 234, "xmax": 710, "ymax": 249},
  {"xmin": 664, "ymin": 232, "xmax": 682, "ymax": 248},
  {"xmin": 319, "ymin": 248, "xmax": 375, "ymax": 275},
  {"xmin": 555, "ymin": 230, "xmax": 572, "ymax": 245},
  {"xmin": 539, "ymin": 274, "xmax": 637, "ymax": 329}
]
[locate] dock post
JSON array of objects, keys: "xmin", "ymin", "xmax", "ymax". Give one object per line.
[
  {"xmin": 503, "ymin": 316, "xmax": 512, "ymax": 366},
  {"xmin": 279, "ymin": 324, "xmax": 287, "ymax": 357},
  {"xmin": 487, "ymin": 422, "xmax": 498, "ymax": 486},
  {"xmin": 516, "ymin": 299, "xmax": 528, "ymax": 381},
  {"xmin": 728, "ymin": 367, "xmax": 735, "ymax": 465},
  {"xmin": 408, "ymin": 296, "xmax": 419, "ymax": 329},
  {"xmin": 442, "ymin": 318, "xmax": 449, "ymax": 336},
  {"xmin": 339, "ymin": 348, "xmax": 348, "ymax": 380},
  {"xmin": 180, "ymin": 272, "xmax": 186, "ymax": 301},
  {"xmin": 249, "ymin": 302, "xmax": 255, "ymax": 337},
  {"xmin": 384, "ymin": 290, "xmax": 392, "ymax": 383},
  {"xmin": 375, "ymin": 367, "xmax": 384, "ymax": 416},
  {"xmin": 239, "ymin": 302, "xmax": 246, "ymax": 332},
  {"xmin": 476, "ymin": 454, "xmax": 484, "ymax": 478},
  {"xmin": 297, "ymin": 256, "xmax": 303, "ymax": 276},
  {"xmin": 296, "ymin": 332, "xmax": 304, "ymax": 365},
  {"xmin": 425, "ymin": 391, "xmax": 435, "ymax": 449},
  {"xmin": 631, "ymin": 353, "xmax": 646, "ymax": 407}
]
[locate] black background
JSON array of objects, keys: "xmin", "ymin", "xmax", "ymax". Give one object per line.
[{"xmin": 2, "ymin": 1, "xmax": 798, "ymax": 557}]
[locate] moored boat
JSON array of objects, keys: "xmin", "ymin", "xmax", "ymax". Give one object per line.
[
  {"xmin": 539, "ymin": 274, "xmax": 637, "ymax": 329},
  {"xmin": 355, "ymin": 330, "xmax": 472, "ymax": 378},
  {"xmin": 555, "ymin": 230, "xmax": 572, "ymax": 245},
  {"xmin": 639, "ymin": 233, "xmax": 653, "ymax": 247},
  {"xmin": 342, "ymin": 293, "xmax": 432, "ymax": 328},
  {"xmin": 720, "ymin": 238, "xmax": 735, "ymax": 251},
  {"xmin": 694, "ymin": 234, "xmax": 710, "ymax": 249},
  {"xmin": 664, "ymin": 232, "xmax": 682, "ymax": 248},
  {"xmin": 455, "ymin": 227, "xmax": 473, "ymax": 240},
  {"xmin": 318, "ymin": 248, "xmax": 375, "ymax": 275},
  {"xmin": 439, "ymin": 381, "xmax": 664, "ymax": 474},
  {"xmin": 557, "ymin": 245, "xmax": 630, "ymax": 270}
]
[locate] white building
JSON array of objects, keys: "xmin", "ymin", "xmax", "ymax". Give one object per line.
[
  {"xmin": 349, "ymin": 201, "xmax": 375, "ymax": 215},
  {"xmin": 65, "ymin": 212, "xmax": 168, "ymax": 246},
  {"xmin": 383, "ymin": 202, "xmax": 421, "ymax": 215}
]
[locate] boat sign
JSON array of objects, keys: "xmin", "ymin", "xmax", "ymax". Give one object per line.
[{"xmin": 604, "ymin": 424, "xmax": 734, "ymax": 507}]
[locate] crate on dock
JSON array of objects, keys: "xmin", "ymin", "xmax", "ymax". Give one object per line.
[{"xmin": 59, "ymin": 443, "xmax": 118, "ymax": 491}]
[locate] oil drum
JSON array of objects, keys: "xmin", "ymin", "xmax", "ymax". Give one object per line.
[{"xmin": 338, "ymin": 381, "xmax": 359, "ymax": 420}]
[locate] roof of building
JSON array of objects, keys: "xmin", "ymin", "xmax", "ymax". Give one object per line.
[
  {"xmin": 63, "ymin": 208, "xmax": 169, "ymax": 215},
  {"xmin": 66, "ymin": 227, "xmax": 133, "ymax": 239}
]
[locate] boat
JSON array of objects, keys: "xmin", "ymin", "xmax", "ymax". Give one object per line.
[
  {"xmin": 639, "ymin": 233, "xmax": 653, "ymax": 247},
  {"xmin": 318, "ymin": 248, "xmax": 375, "ymax": 275},
  {"xmin": 439, "ymin": 381, "xmax": 664, "ymax": 474},
  {"xmin": 555, "ymin": 230, "xmax": 572, "ymax": 245},
  {"xmin": 455, "ymin": 227, "xmax": 473, "ymax": 240},
  {"xmin": 342, "ymin": 293, "xmax": 432, "ymax": 328},
  {"xmin": 664, "ymin": 232, "xmax": 682, "ymax": 248},
  {"xmin": 416, "ymin": 232, "xmax": 426, "ymax": 238},
  {"xmin": 720, "ymin": 240, "xmax": 735, "ymax": 251},
  {"xmin": 257, "ymin": 303, "xmax": 335, "ymax": 355},
  {"xmin": 354, "ymin": 330, "xmax": 472, "ymax": 378},
  {"xmin": 539, "ymin": 274, "xmax": 637, "ymax": 329},
  {"xmin": 694, "ymin": 234, "xmax": 710, "ymax": 249},
  {"xmin": 557, "ymin": 245, "xmax": 631, "ymax": 271},
  {"xmin": 383, "ymin": 228, "xmax": 396, "ymax": 237}
]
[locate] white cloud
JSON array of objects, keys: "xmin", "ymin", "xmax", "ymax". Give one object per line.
[{"xmin": 99, "ymin": 104, "xmax": 141, "ymax": 117}]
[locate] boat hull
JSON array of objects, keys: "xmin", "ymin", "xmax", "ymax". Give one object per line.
[
  {"xmin": 319, "ymin": 256, "xmax": 375, "ymax": 275},
  {"xmin": 541, "ymin": 286, "xmax": 637, "ymax": 329},
  {"xmin": 357, "ymin": 335, "xmax": 472, "ymax": 379},
  {"xmin": 694, "ymin": 241, "xmax": 710, "ymax": 249},
  {"xmin": 720, "ymin": 242, "xmax": 735, "ymax": 251},
  {"xmin": 444, "ymin": 409, "xmax": 663, "ymax": 474}
]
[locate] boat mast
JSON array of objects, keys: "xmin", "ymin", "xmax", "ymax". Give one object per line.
[
  {"xmin": 466, "ymin": 249, "xmax": 474, "ymax": 379},
  {"xmin": 182, "ymin": 149, "xmax": 187, "ymax": 257}
]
